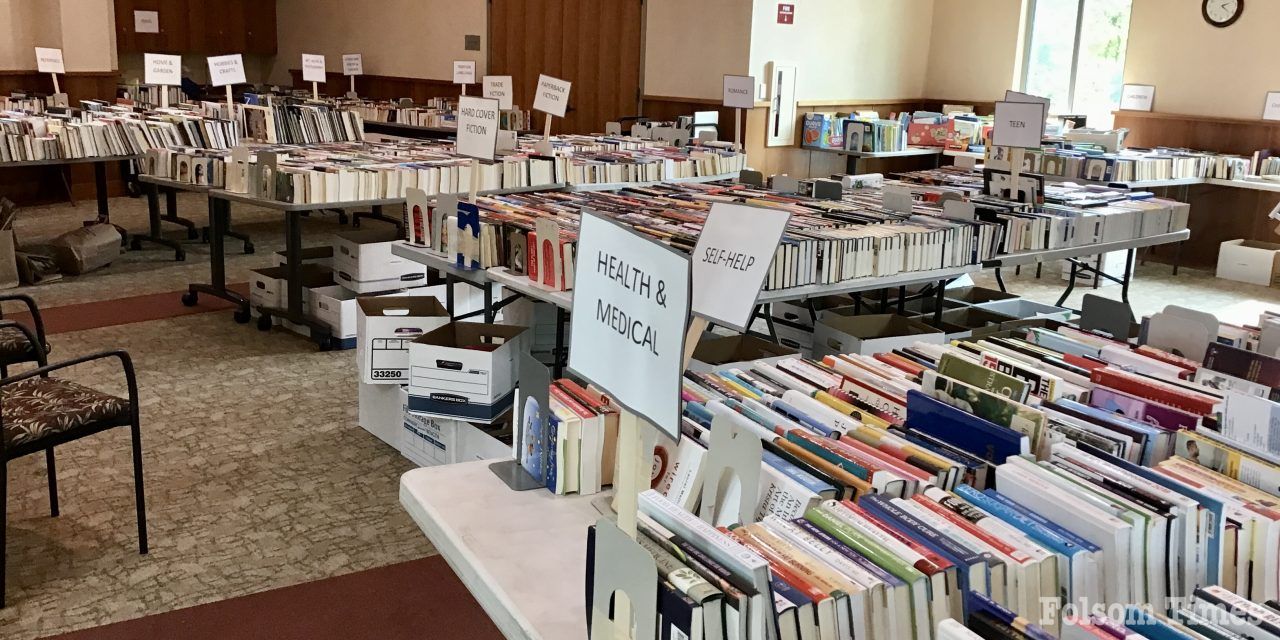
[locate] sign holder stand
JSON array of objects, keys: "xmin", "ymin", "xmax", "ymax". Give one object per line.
[
  {"xmin": 160, "ymin": 84, "xmax": 169, "ymax": 109},
  {"xmin": 350, "ymin": 75, "xmax": 356, "ymax": 97},
  {"xmin": 734, "ymin": 108, "xmax": 742, "ymax": 152},
  {"xmin": 225, "ymin": 85, "xmax": 234, "ymax": 122},
  {"xmin": 468, "ymin": 158, "xmax": 481, "ymax": 203},
  {"xmin": 50, "ymin": 72, "xmax": 59, "ymax": 96}
]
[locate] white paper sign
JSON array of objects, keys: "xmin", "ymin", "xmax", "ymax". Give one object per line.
[
  {"xmin": 301, "ymin": 54, "xmax": 326, "ymax": 83},
  {"xmin": 483, "ymin": 75, "xmax": 513, "ymax": 110},
  {"xmin": 691, "ymin": 203, "xmax": 790, "ymax": 331},
  {"xmin": 722, "ymin": 75, "xmax": 755, "ymax": 109},
  {"xmin": 533, "ymin": 74, "xmax": 572, "ymax": 118},
  {"xmin": 144, "ymin": 53, "xmax": 181, "ymax": 86},
  {"xmin": 456, "ymin": 95, "xmax": 500, "ymax": 161},
  {"xmin": 1263, "ymin": 92, "xmax": 1280, "ymax": 121},
  {"xmin": 34, "ymin": 47, "xmax": 64, "ymax": 74},
  {"xmin": 1119, "ymin": 84, "xmax": 1155, "ymax": 111},
  {"xmin": 1004, "ymin": 89, "xmax": 1050, "ymax": 106},
  {"xmin": 342, "ymin": 53, "xmax": 363, "ymax": 76},
  {"xmin": 134, "ymin": 10, "xmax": 159, "ymax": 33},
  {"xmin": 992, "ymin": 100, "xmax": 1046, "ymax": 149},
  {"xmin": 207, "ymin": 54, "xmax": 246, "ymax": 87},
  {"xmin": 568, "ymin": 211, "xmax": 690, "ymax": 439},
  {"xmin": 453, "ymin": 60, "xmax": 477, "ymax": 85}
]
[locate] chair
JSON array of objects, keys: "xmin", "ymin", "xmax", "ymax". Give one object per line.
[
  {"xmin": 0, "ymin": 294, "xmax": 50, "ymax": 376},
  {"xmin": 0, "ymin": 335, "xmax": 147, "ymax": 607}
]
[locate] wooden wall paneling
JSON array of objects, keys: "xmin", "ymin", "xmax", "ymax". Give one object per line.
[
  {"xmin": 243, "ymin": 1, "xmax": 277, "ymax": 55},
  {"xmin": 287, "ymin": 71, "xmax": 477, "ymax": 103}
]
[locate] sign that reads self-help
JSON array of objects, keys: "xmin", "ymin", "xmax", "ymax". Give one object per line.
[
  {"xmin": 533, "ymin": 74, "xmax": 572, "ymax": 118},
  {"xmin": 691, "ymin": 203, "xmax": 790, "ymax": 332},
  {"xmin": 207, "ymin": 54, "xmax": 246, "ymax": 87},
  {"xmin": 722, "ymin": 75, "xmax": 755, "ymax": 109},
  {"xmin": 453, "ymin": 60, "xmax": 477, "ymax": 85},
  {"xmin": 568, "ymin": 211, "xmax": 690, "ymax": 440},
  {"xmin": 992, "ymin": 100, "xmax": 1047, "ymax": 149},
  {"xmin": 301, "ymin": 54, "xmax": 327, "ymax": 83},
  {"xmin": 456, "ymin": 95, "xmax": 500, "ymax": 162},
  {"xmin": 34, "ymin": 47, "xmax": 64, "ymax": 74},
  {"xmin": 342, "ymin": 53, "xmax": 363, "ymax": 76},
  {"xmin": 144, "ymin": 53, "xmax": 181, "ymax": 86},
  {"xmin": 483, "ymin": 75, "xmax": 513, "ymax": 110}
]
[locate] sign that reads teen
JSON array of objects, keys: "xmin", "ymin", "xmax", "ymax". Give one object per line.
[
  {"xmin": 483, "ymin": 75, "xmax": 513, "ymax": 110},
  {"xmin": 568, "ymin": 211, "xmax": 690, "ymax": 440},
  {"xmin": 533, "ymin": 74, "xmax": 572, "ymax": 118},
  {"xmin": 722, "ymin": 75, "xmax": 755, "ymax": 109},
  {"xmin": 456, "ymin": 95, "xmax": 500, "ymax": 161},
  {"xmin": 144, "ymin": 53, "xmax": 182, "ymax": 86},
  {"xmin": 691, "ymin": 203, "xmax": 790, "ymax": 332},
  {"xmin": 453, "ymin": 60, "xmax": 477, "ymax": 85},
  {"xmin": 301, "ymin": 53, "xmax": 326, "ymax": 83},
  {"xmin": 342, "ymin": 53, "xmax": 363, "ymax": 76},
  {"xmin": 207, "ymin": 54, "xmax": 246, "ymax": 87},
  {"xmin": 992, "ymin": 99, "xmax": 1046, "ymax": 149},
  {"xmin": 34, "ymin": 47, "xmax": 65, "ymax": 74}
]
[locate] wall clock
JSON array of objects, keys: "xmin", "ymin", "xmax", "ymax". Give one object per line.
[{"xmin": 1203, "ymin": 0, "xmax": 1243, "ymax": 27}]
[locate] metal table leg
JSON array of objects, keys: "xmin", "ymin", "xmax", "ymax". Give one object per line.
[
  {"xmin": 182, "ymin": 196, "xmax": 249, "ymax": 322},
  {"xmin": 994, "ymin": 267, "xmax": 1007, "ymax": 293},
  {"xmin": 483, "ymin": 281, "xmax": 495, "ymax": 323},
  {"xmin": 1055, "ymin": 259, "xmax": 1079, "ymax": 308},
  {"xmin": 445, "ymin": 273, "xmax": 456, "ymax": 319},
  {"xmin": 553, "ymin": 307, "xmax": 567, "ymax": 378},
  {"xmin": 129, "ymin": 182, "xmax": 185, "ymax": 260},
  {"xmin": 1120, "ymin": 249, "xmax": 1134, "ymax": 304},
  {"xmin": 160, "ymin": 189, "xmax": 199, "ymax": 240},
  {"xmin": 93, "ymin": 161, "xmax": 110, "ymax": 225}
]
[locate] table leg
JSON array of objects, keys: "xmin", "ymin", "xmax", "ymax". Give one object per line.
[
  {"xmin": 1121, "ymin": 249, "xmax": 1134, "ymax": 304},
  {"xmin": 284, "ymin": 211, "xmax": 304, "ymax": 318},
  {"xmin": 933, "ymin": 281, "xmax": 945, "ymax": 327},
  {"xmin": 994, "ymin": 267, "xmax": 1007, "ymax": 293},
  {"xmin": 1056, "ymin": 260, "xmax": 1079, "ymax": 308},
  {"xmin": 129, "ymin": 183, "xmax": 185, "ymax": 260},
  {"xmin": 161, "ymin": 189, "xmax": 198, "ymax": 240},
  {"xmin": 483, "ymin": 281, "xmax": 495, "ymax": 323},
  {"xmin": 93, "ymin": 162, "xmax": 109, "ymax": 225},
  {"xmin": 896, "ymin": 286, "xmax": 906, "ymax": 315},
  {"xmin": 553, "ymin": 307, "xmax": 567, "ymax": 378},
  {"xmin": 445, "ymin": 273, "xmax": 456, "ymax": 319},
  {"xmin": 182, "ymin": 196, "xmax": 248, "ymax": 320}
]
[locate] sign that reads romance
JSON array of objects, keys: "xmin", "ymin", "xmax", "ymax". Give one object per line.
[{"xmin": 722, "ymin": 75, "xmax": 755, "ymax": 109}]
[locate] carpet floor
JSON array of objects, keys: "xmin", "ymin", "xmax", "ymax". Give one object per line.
[{"xmin": 7, "ymin": 283, "xmax": 249, "ymax": 335}]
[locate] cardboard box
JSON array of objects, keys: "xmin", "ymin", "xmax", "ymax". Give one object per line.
[
  {"xmin": 913, "ymin": 315, "xmax": 973, "ymax": 340},
  {"xmin": 813, "ymin": 312, "xmax": 943, "ymax": 357},
  {"xmin": 333, "ymin": 229, "xmax": 427, "ymax": 293},
  {"xmin": 771, "ymin": 294, "xmax": 856, "ymax": 329},
  {"xmin": 1216, "ymin": 239, "xmax": 1280, "ymax": 286},
  {"xmin": 939, "ymin": 307, "xmax": 1018, "ymax": 339},
  {"xmin": 356, "ymin": 296, "xmax": 451, "ymax": 384},
  {"xmin": 274, "ymin": 245, "xmax": 333, "ymax": 268},
  {"xmin": 359, "ymin": 381, "xmax": 403, "ymax": 449},
  {"xmin": 50, "ymin": 223, "xmax": 119, "ymax": 275},
  {"xmin": 248, "ymin": 264, "xmax": 334, "ymax": 310},
  {"xmin": 399, "ymin": 386, "xmax": 511, "ymax": 467},
  {"xmin": 975, "ymin": 298, "xmax": 1073, "ymax": 322},
  {"xmin": 943, "ymin": 285, "xmax": 1017, "ymax": 305},
  {"xmin": 689, "ymin": 334, "xmax": 799, "ymax": 373},
  {"xmin": 406, "ymin": 322, "xmax": 528, "ymax": 420}
]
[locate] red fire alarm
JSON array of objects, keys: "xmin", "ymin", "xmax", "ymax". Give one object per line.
[{"xmin": 777, "ymin": 3, "xmax": 794, "ymax": 24}]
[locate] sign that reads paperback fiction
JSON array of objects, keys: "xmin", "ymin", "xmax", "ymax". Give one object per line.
[
  {"xmin": 1119, "ymin": 83, "xmax": 1155, "ymax": 111},
  {"xmin": 722, "ymin": 75, "xmax": 755, "ymax": 109},
  {"xmin": 691, "ymin": 203, "xmax": 790, "ymax": 332},
  {"xmin": 207, "ymin": 54, "xmax": 246, "ymax": 87},
  {"xmin": 533, "ymin": 74, "xmax": 572, "ymax": 118},
  {"xmin": 144, "ymin": 53, "xmax": 181, "ymax": 86},
  {"xmin": 568, "ymin": 211, "xmax": 690, "ymax": 440},
  {"xmin": 483, "ymin": 75, "xmax": 513, "ymax": 110},
  {"xmin": 34, "ymin": 47, "xmax": 65, "ymax": 74},
  {"xmin": 992, "ymin": 100, "xmax": 1046, "ymax": 149},
  {"xmin": 301, "ymin": 54, "xmax": 326, "ymax": 83},
  {"xmin": 453, "ymin": 60, "xmax": 476, "ymax": 85},
  {"xmin": 342, "ymin": 53, "xmax": 363, "ymax": 76},
  {"xmin": 456, "ymin": 95, "xmax": 500, "ymax": 161}
]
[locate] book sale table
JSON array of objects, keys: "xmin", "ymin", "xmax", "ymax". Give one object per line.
[{"xmin": 0, "ymin": 153, "xmax": 142, "ymax": 226}]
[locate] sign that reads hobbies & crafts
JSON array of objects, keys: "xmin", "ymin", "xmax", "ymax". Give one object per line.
[
  {"xmin": 568, "ymin": 211, "xmax": 690, "ymax": 440},
  {"xmin": 207, "ymin": 54, "xmax": 246, "ymax": 87},
  {"xmin": 456, "ymin": 95, "xmax": 500, "ymax": 162},
  {"xmin": 533, "ymin": 74, "xmax": 572, "ymax": 118},
  {"xmin": 691, "ymin": 203, "xmax": 790, "ymax": 332}
]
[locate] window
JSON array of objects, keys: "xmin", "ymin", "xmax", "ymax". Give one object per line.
[{"xmin": 1021, "ymin": 0, "xmax": 1133, "ymax": 127}]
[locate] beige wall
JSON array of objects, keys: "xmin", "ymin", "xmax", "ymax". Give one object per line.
[
  {"xmin": 748, "ymin": 0, "xmax": 933, "ymax": 103},
  {"xmin": 0, "ymin": 0, "xmax": 116, "ymax": 72},
  {"xmin": 1123, "ymin": 0, "xmax": 1276, "ymax": 119},
  {"xmin": 271, "ymin": 0, "xmax": 487, "ymax": 86},
  {"xmin": 643, "ymin": 0, "xmax": 753, "ymax": 101},
  {"xmin": 924, "ymin": 0, "xmax": 1025, "ymax": 103}
]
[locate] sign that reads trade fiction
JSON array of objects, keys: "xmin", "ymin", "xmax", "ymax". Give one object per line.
[
  {"xmin": 691, "ymin": 203, "xmax": 790, "ymax": 332},
  {"xmin": 456, "ymin": 95, "xmax": 500, "ymax": 161},
  {"xmin": 1119, "ymin": 83, "xmax": 1155, "ymax": 111},
  {"xmin": 992, "ymin": 100, "xmax": 1046, "ymax": 149},
  {"xmin": 342, "ymin": 53, "xmax": 363, "ymax": 76},
  {"xmin": 144, "ymin": 53, "xmax": 181, "ymax": 86},
  {"xmin": 207, "ymin": 54, "xmax": 246, "ymax": 87},
  {"xmin": 722, "ymin": 75, "xmax": 756, "ymax": 109},
  {"xmin": 568, "ymin": 211, "xmax": 690, "ymax": 440},
  {"xmin": 34, "ymin": 47, "xmax": 65, "ymax": 74},
  {"xmin": 533, "ymin": 74, "xmax": 572, "ymax": 118},
  {"xmin": 301, "ymin": 54, "xmax": 327, "ymax": 83},
  {"xmin": 453, "ymin": 60, "xmax": 477, "ymax": 85},
  {"xmin": 483, "ymin": 75, "xmax": 513, "ymax": 110}
]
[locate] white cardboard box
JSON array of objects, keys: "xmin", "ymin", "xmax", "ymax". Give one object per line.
[
  {"xmin": 1216, "ymin": 239, "xmax": 1280, "ymax": 287},
  {"xmin": 406, "ymin": 322, "xmax": 528, "ymax": 420},
  {"xmin": 399, "ymin": 386, "xmax": 510, "ymax": 466},
  {"xmin": 356, "ymin": 296, "xmax": 451, "ymax": 384},
  {"xmin": 333, "ymin": 230, "xmax": 427, "ymax": 292},
  {"xmin": 813, "ymin": 312, "xmax": 944, "ymax": 357},
  {"xmin": 359, "ymin": 381, "xmax": 403, "ymax": 449},
  {"xmin": 248, "ymin": 264, "xmax": 333, "ymax": 310}
]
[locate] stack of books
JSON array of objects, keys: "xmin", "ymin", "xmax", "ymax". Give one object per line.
[
  {"xmin": 345, "ymin": 97, "xmax": 531, "ymax": 131},
  {"xmin": 0, "ymin": 95, "xmax": 46, "ymax": 114},
  {"xmin": 119, "ymin": 85, "xmax": 184, "ymax": 110},
  {"xmin": 802, "ymin": 111, "xmax": 912, "ymax": 153}
]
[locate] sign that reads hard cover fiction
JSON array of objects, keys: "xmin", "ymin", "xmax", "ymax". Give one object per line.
[
  {"xmin": 301, "ymin": 54, "xmax": 327, "ymax": 83},
  {"xmin": 144, "ymin": 53, "xmax": 181, "ymax": 86},
  {"xmin": 342, "ymin": 53, "xmax": 363, "ymax": 76},
  {"xmin": 207, "ymin": 54, "xmax": 246, "ymax": 87},
  {"xmin": 456, "ymin": 95, "xmax": 500, "ymax": 162},
  {"xmin": 568, "ymin": 211, "xmax": 690, "ymax": 440},
  {"xmin": 722, "ymin": 75, "xmax": 756, "ymax": 109},
  {"xmin": 691, "ymin": 203, "xmax": 790, "ymax": 332},
  {"xmin": 533, "ymin": 74, "xmax": 572, "ymax": 118},
  {"xmin": 483, "ymin": 75, "xmax": 513, "ymax": 110}
]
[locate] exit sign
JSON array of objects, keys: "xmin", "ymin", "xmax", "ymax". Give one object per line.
[{"xmin": 777, "ymin": 3, "xmax": 794, "ymax": 24}]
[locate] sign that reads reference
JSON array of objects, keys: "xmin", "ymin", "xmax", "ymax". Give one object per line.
[
  {"xmin": 144, "ymin": 53, "xmax": 181, "ymax": 86},
  {"xmin": 207, "ymin": 54, "xmax": 246, "ymax": 87},
  {"xmin": 722, "ymin": 75, "xmax": 755, "ymax": 109},
  {"xmin": 1119, "ymin": 84, "xmax": 1155, "ymax": 111},
  {"xmin": 691, "ymin": 203, "xmax": 790, "ymax": 332},
  {"xmin": 456, "ymin": 95, "xmax": 500, "ymax": 161},
  {"xmin": 301, "ymin": 54, "xmax": 326, "ymax": 83},
  {"xmin": 134, "ymin": 10, "xmax": 159, "ymax": 33},
  {"xmin": 533, "ymin": 74, "xmax": 572, "ymax": 118},
  {"xmin": 453, "ymin": 60, "xmax": 477, "ymax": 85},
  {"xmin": 483, "ymin": 75, "xmax": 513, "ymax": 110},
  {"xmin": 34, "ymin": 47, "xmax": 65, "ymax": 74},
  {"xmin": 992, "ymin": 100, "xmax": 1046, "ymax": 149},
  {"xmin": 342, "ymin": 53, "xmax": 363, "ymax": 76},
  {"xmin": 568, "ymin": 211, "xmax": 690, "ymax": 440}
]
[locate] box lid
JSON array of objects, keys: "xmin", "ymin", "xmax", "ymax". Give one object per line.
[{"xmin": 357, "ymin": 296, "xmax": 448, "ymax": 318}]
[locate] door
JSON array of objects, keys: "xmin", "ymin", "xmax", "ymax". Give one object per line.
[{"xmin": 488, "ymin": 0, "xmax": 643, "ymax": 135}]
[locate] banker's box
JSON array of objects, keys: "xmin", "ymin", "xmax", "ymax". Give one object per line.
[
  {"xmin": 1216, "ymin": 239, "xmax": 1280, "ymax": 287},
  {"xmin": 248, "ymin": 264, "xmax": 333, "ymax": 310},
  {"xmin": 406, "ymin": 322, "xmax": 528, "ymax": 421},
  {"xmin": 357, "ymin": 297, "xmax": 450, "ymax": 384},
  {"xmin": 332, "ymin": 229, "xmax": 427, "ymax": 293},
  {"xmin": 398, "ymin": 386, "xmax": 511, "ymax": 467},
  {"xmin": 689, "ymin": 334, "xmax": 799, "ymax": 374},
  {"xmin": 813, "ymin": 312, "xmax": 943, "ymax": 357}
]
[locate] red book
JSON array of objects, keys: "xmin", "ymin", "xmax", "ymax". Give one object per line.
[
  {"xmin": 909, "ymin": 495, "xmax": 1032, "ymax": 563},
  {"xmin": 874, "ymin": 352, "xmax": 925, "ymax": 377},
  {"xmin": 1090, "ymin": 366, "xmax": 1218, "ymax": 415},
  {"xmin": 1063, "ymin": 352, "xmax": 1108, "ymax": 372},
  {"xmin": 837, "ymin": 500, "xmax": 953, "ymax": 575}
]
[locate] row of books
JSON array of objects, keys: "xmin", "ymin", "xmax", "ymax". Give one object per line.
[
  {"xmin": 118, "ymin": 84, "xmax": 185, "ymax": 110},
  {"xmin": 240, "ymin": 103, "xmax": 364, "ymax": 145},
  {"xmin": 985, "ymin": 145, "xmax": 1269, "ymax": 184},
  {"xmin": 346, "ymin": 98, "xmax": 532, "ymax": 131},
  {"xmin": 802, "ymin": 111, "xmax": 912, "ymax": 153},
  {"xmin": 0, "ymin": 95, "xmax": 46, "ymax": 114}
]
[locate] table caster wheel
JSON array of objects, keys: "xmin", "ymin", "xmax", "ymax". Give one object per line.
[
  {"xmin": 352, "ymin": 217, "xmax": 361, "ymax": 229},
  {"xmin": 181, "ymin": 291, "xmax": 198, "ymax": 307},
  {"xmin": 233, "ymin": 308, "xmax": 251, "ymax": 324},
  {"xmin": 187, "ymin": 227, "xmax": 199, "ymax": 240},
  {"xmin": 244, "ymin": 242, "xmax": 255, "ymax": 255},
  {"xmin": 338, "ymin": 212, "xmax": 350, "ymax": 225},
  {"xmin": 318, "ymin": 340, "xmax": 333, "ymax": 352},
  {"xmin": 129, "ymin": 237, "xmax": 142, "ymax": 251},
  {"xmin": 257, "ymin": 315, "xmax": 272, "ymax": 331},
  {"xmin": 175, "ymin": 250, "xmax": 186, "ymax": 261},
  {"xmin": 201, "ymin": 227, "xmax": 210, "ymax": 243}
]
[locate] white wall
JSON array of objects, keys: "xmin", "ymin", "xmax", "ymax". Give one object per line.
[
  {"xmin": 643, "ymin": 0, "xmax": 753, "ymax": 101},
  {"xmin": 0, "ymin": 0, "xmax": 116, "ymax": 72},
  {"xmin": 924, "ymin": 0, "xmax": 1025, "ymax": 102},
  {"xmin": 748, "ymin": 0, "xmax": 933, "ymax": 103}
]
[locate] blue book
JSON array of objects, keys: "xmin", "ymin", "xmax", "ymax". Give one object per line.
[
  {"xmin": 717, "ymin": 371, "xmax": 766, "ymax": 399},
  {"xmin": 682, "ymin": 401, "xmax": 714, "ymax": 429},
  {"xmin": 1122, "ymin": 606, "xmax": 1202, "ymax": 639},
  {"xmin": 768, "ymin": 399, "xmax": 838, "ymax": 438},
  {"xmin": 905, "ymin": 390, "xmax": 1029, "ymax": 463},
  {"xmin": 763, "ymin": 451, "xmax": 836, "ymax": 496},
  {"xmin": 967, "ymin": 591, "xmax": 1057, "ymax": 640},
  {"xmin": 543, "ymin": 414, "xmax": 560, "ymax": 492},
  {"xmin": 979, "ymin": 488, "xmax": 1101, "ymax": 553}
]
